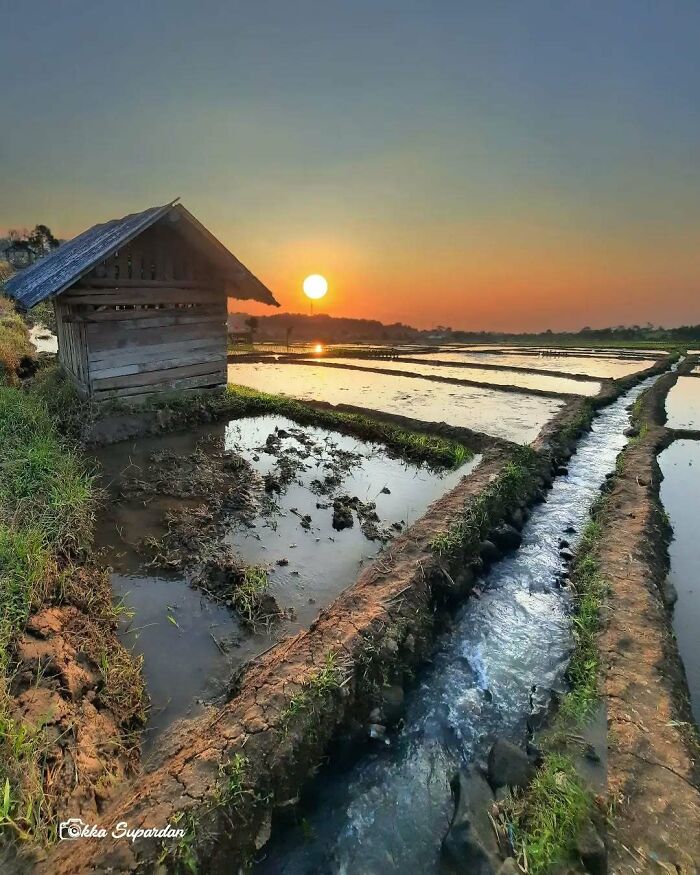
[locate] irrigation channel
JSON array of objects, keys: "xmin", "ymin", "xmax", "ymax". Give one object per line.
[{"xmin": 254, "ymin": 374, "xmax": 661, "ymax": 874}]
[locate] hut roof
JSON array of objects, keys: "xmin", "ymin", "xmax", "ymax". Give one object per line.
[{"xmin": 4, "ymin": 199, "xmax": 279, "ymax": 310}]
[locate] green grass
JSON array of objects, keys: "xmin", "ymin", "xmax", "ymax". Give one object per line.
[
  {"xmin": 120, "ymin": 382, "xmax": 472, "ymax": 471},
  {"xmin": 0, "ymin": 368, "xmax": 145, "ymax": 844},
  {"xmin": 280, "ymin": 652, "xmax": 343, "ymax": 731},
  {"xmin": 0, "ymin": 297, "xmax": 32, "ymax": 384},
  {"xmin": 560, "ymin": 518, "xmax": 606, "ymax": 722},
  {"xmin": 230, "ymin": 564, "xmax": 270, "ymax": 625},
  {"xmin": 431, "ymin": 446, "xmax": 539, "ymax": 559},
  {"xmin": 506, "ymin": 754, "xmax": 592, "ymax": 874}
]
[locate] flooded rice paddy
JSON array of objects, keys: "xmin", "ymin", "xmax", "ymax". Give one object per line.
[
  {"xmin": 401, "ymin": 351, "xmax": 657, "ymax": 379},
  {"xmin": 312, "ymin": 356, "xmax": 601, "ymax": 396},
  {"xmin": 254, "ymin": 374, "xmax": 658, "ymax": 875},
  {"xmin": 665, "ymin": 376, "xmax": 700, "ymax": 430},
  {"xmin": 228, "ymin": 362, "xmax": 565, "ymax": 444},
  {"xmin": 659, "ymin": 440, "xmax": 700, "ymax": 723},
  {"xmin": 96, "ymin": 416, "xmax": 476, "ymax": 742}
]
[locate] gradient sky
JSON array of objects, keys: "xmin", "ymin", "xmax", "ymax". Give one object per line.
[{"xmin": 1, "ymin": 1, "xmax": 699, "ymax": 330}]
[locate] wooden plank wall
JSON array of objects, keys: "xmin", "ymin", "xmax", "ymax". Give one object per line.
[
  {"xmin": 53, "ymin": 299, "xmax": 90, "ymax": 393},
  {"xmin": 57, "ymin": 222, "xmax": 228, "ymax": 401}
]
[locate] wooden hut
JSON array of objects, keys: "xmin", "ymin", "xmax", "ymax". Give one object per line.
[{"xmin": 4, "ymin": 199, "xmax": 278, "ymax": 401}]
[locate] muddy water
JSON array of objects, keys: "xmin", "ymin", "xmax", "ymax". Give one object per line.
[
  {"xmin": 223, "ymin": 417, "xmax": 475, "ymax": 628},
  {"xmin": 665, "ymin": 376, "xmax": 700, "ymax": 430},
  {"xmin": 312, "ymin": 356, "xmax": 601, "ymax": 396},
  {"xmin": 405, "ymin": 351, "xmax": 657, "ymax": 379},
  {"xmin": 96, "ymin": 418, "xmax": 474, "ymax": 743},
  {"xmin": 255, "ymin": 375, "xmax": 659, "ymax": 875},
  {"xmin": 228, "ymin": 362, "xmax": 564, "ymax": 444},
  {"xmin": 659, "ymin": 440, "xmax": 700, "ymax": 723}
]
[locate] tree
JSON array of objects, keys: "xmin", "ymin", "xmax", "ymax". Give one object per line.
[
  {"xmin": 27, "ymin": 224, "xmax": 59, "ymax": 254},
  {"xmin": 245, "ymin": 316, "xmax": 259, "ymax": 342}
]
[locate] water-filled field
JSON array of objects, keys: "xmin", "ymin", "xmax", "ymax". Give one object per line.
[
  {"xmin": 95, "ymin": 416, "xmax": 473, "ymax": 740},
  {"xmin": 312, "ymin": 356, "xmax": 601, "ymax": 396},
  {"xmin": 659, "ymin": 440, "xmax": 700, "ymax": 722},
  {"xmin": 665, "ymin": 377, "xmax": 700, "ymax": 430},
  {"xmin": 228, "ymin": 362, "xmax": 565, "ymax": 444},
  {"xmin": 401, "ymin": 351, "xmax": 657, "ymax": 378}
]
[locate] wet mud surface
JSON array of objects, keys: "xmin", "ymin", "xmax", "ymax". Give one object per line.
[
  {"xmin": 228, "ymin": 362, "xmax": 565, "ymax": 444},
  {"xmin": 94, "ymin": 416, "xmax": 473, "ymax": 741}
]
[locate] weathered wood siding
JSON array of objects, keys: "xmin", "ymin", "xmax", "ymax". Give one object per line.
[
  {"xmin": 54, "ymin": 298, "xmax": 90, "ymax": 394},
  {"xmin": 56, "ymin": 223, "xmax": 228, "ymax": 401}
]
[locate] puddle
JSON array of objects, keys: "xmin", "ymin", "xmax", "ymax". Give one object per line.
[
  {"xmin": 659, "ymin": 440, "xmax": 700, "ymax": 722},
  {"xmin": 253, "ymin": 374, "xmax": 658, "ymax": 875},
  {"xmin": 403, "ymin": 351, "xmax": 657, "ymax": 379},
  {"xmin": 228, "ymin": 362, "xmax": 564, "ymax": 444},
  {"xmin": 665, "ymin": 377, "xmax": 700, "ymax": 430},
  {"xmin": 311, "ymin": 356, "xmax": 601, "ymax": 396},
  {"xmin": 96, "ymin": 417, "xmax": 475, "ymax": 742}
]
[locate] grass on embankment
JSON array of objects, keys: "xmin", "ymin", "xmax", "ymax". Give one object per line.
[
  {"xmin": 0, "ymin": 297, "xmax": 33, "ymax": 385},
  {"xmin": 106, "ymin": 381, "xmax": 473, "ymax": 470},
  {"xmin": 430, "ymin": 446, "xmax": 541, "ymax": 560},
  {"xmin": 503, "ymin": 508, "xmax": 607, "ymax": 873},
  {"xmin": 0, "ymin": 368, "xmax": 143, "ymax": 842}
]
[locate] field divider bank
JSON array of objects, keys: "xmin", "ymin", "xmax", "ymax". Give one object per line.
[
  {"xmin": 43, "ymin": 360, "xmax": 675, "ymax": 874},
  {"xmin": 0, "ymin": 367, "xmax": 146, "ymax": 862},
  {"xmin": 506, "ymin": 357, "xmax": 700, "ymax": 874}
]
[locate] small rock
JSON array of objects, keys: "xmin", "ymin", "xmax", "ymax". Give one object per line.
[
  {"xmin": 510, "ymin": 507, "xmax": 525, "ymax": 529},
  {"xmin": 380, "ymin": 486, "xmax": 391, "ymax": 494},
  {"xmin": 381, "ymin": 685, "xmax": 405, "ymax": 725},
  {"xmin": 368, "ymin": 723, "xmax": 388, "ymax": 744},
  {"xmin": 564, "ymin": 525, "xmax": 577, "ymax": 534},
  {"xmin": 637, "ymin": 476, "xmax": 650, "ymax": 487},
  {"xmin": 276, "ymin": 558, "xmax": 289, "ymax": 566},
  {"xmin": 662, "ymin": 578, "xmax": 678, "ymax": 609},
  {"xmin": 497, "ymin": 860, "xmax": 520, "ymax": 875},
  {"xmin": 559, "ymin": 538, "xmax": 570, "ymax": 549},
  {"xmin": 479, "ymin": 540, "xmax": 502, "ymax": 564},
  {"xmin": 560, "ymin": 547, "xmax": 575, "ymax": 562},
  {"xmin": 556, "ymin": 465, "xmax": 569, "ymax": 476},
  {"xmin": 487, "ymin": 738, "xmax": 535, "ymax": 790},
  {"xmin": 490, "ymin": 523, "xmax": 522, "ymax": 552},
  {"xmin": 623, "ymin": 426, "xmax": 639, "ymax": 438},
  {"xmin": 442, "ymin": 766, "xmax": 500, "ymax": 875},
  {"xmin": 576, "ymin": 819, "xmax": 607, "ymax": 875}
]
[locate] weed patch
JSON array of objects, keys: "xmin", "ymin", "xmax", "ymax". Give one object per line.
[{"xmin": 431, "ymin": 446, "xmax": 539, "ymax": 560}]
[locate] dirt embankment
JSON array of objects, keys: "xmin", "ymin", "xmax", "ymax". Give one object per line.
[
  {"xmin": 46, "ymin": 442, "xmax": 554, "ymax": 874},
  {"xmin": 597, "ymin": 360, "xmax": 700, "ymax": 873},
  {"xmin": 43, "ymin": 361, "xmax": 673, "ymax": 874}
]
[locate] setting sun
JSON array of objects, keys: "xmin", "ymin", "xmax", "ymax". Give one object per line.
[{"xmin": 302, "ymin": 274, "xmax": 328, "ymax": 300}]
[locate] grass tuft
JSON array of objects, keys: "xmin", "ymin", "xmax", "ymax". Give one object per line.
[{"xmin": 505, "ymin": 754, "xmax": 591, "ymax": 874}]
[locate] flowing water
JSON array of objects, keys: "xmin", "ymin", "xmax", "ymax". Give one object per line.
[{"xmin": 255, "ymin": 375, "xmax": 659, "ymax": 875}]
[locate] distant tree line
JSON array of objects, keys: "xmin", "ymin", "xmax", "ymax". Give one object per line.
[{"xmin": 228, "ymin": 311, "xmax": 700, "ymax": 345}]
